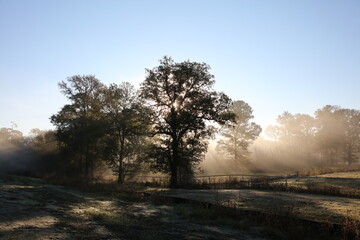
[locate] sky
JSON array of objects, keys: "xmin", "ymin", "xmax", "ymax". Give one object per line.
[{"xmin": 1, "ymin": 0, "xmax": 359, "ymax": 135}]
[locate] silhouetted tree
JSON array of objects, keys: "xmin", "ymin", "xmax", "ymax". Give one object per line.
[
  {"xmin": 27, "ymin": 129, "xmax": 60, "ymax": 177},
  {"xmin": 217, "ymin": 100, "xmax": 261, "ymax": 170},
  {"xmin": 51, "ymin": 75, "xmax": 105, "ymax": 180},
  {"xmin": 0, "ymin": 125, "xmax": 38, "ymax": 175},
  {"xmin": 101, "ymin": 82, "xmax": 151, "ymax": 183},
  {"xmin": 141, "ymin": 56, "xmax": 234, "ymax": 187}
]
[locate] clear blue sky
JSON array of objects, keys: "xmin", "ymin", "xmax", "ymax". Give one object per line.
[{"xmin": 1, "ymin": 0, "xmax": 359, "ymax": 135}]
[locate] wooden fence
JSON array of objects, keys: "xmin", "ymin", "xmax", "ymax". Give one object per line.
[
  {"xmin": 131, "ymin": 173, "xmax": 352, "ymax": 188},
  {"xmin": 132, "ymin": 174, "xmax": 294, "ymax": 187}
]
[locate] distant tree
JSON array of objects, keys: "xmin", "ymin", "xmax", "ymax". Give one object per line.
[
  {"xmin": 265, "ymin": 106, "xmax": 360, "ymax": 168},
  {"xmin": 0, "ymin": 126, "xmax": 37, "ymax": 175},
  {"xmin": 266, "ymin": 112, "xmax": 317, "ymax": 165},
  {"xmin": 276, "ymin": 112, "xmax": 317, "ymax": 142},
  {"xmin": 217, "ymin": 100, "xmax": 261, "ymax": 169},
  {"xmin": 265, "ymin": 125, "xmax": 282, "ymax": 142},
  {"xmin": 0, "ymin": 125, "xmax": 24, "ymax": 145},
  {"xmin": 339, "ymin": 108, "xmax": 360, "ymax": 165},
  {"xmin": 27, "ymin": 129, "xmax": 60, "ymax": 176},
  {"xmin": 315, "ymin": 105, "xmax": 345, "ymax": 165},
  {"xmin": 51, "ymin": 75, "xmax": 105, "ymax": 180},
  {"xmin": 28, "ymin": 129, "xmax": 57, "ymax": 152},
  {"xmin": 315, "ymin": 105, "xmax": 360, "ymax": 165},
  {"xmin": 101, "ymin": 82, "xmax": 151, "ymax": 183},
  {"xmin": 141, "ymin": 56, "xmax": 234, "ymax": 187},
  {"xmin": 342, "ymin": 109, "xmax": 360, "ymax": 165}
]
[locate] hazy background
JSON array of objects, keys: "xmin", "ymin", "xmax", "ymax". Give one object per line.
[{"xmin": 1, "ymin": 0, "xmax": 359, "ymax": 135}]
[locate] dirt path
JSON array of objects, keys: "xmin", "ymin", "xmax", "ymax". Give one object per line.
[
  {"xmin": 156, "ymin": 189, "xmax": 360, "ymax": 224},
  {"xmin": 0, "ymin": 176, "xmax": 270, "ymax": 240}
]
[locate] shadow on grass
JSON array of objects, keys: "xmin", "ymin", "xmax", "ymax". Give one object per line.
[{"xmin": 151, "ymin": 188, "xmax": 360, "ymax": 240}]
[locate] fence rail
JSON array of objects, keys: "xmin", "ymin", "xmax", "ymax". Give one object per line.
[
  {"xmin": 131, "ymin": 173, "xmax": 358, "ymax": 188},
  {"xmin": 132, "ymin": 174, "xmax": 293, "ymax": 187}
]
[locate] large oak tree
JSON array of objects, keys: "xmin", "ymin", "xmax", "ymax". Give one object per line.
[{"xmin": 141, "ymin": 57, "xmax": 234, "ymax": 187}]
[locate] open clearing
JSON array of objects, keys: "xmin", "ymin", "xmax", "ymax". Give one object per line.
[
  {"xmin": 153, "ymin": 171, "xmax": 360, "ymax": 225},
  {"xmin": 0, "ymin": 175, "xmax": 274, "ymax": 240},
  {"xmin": 155, "ymin": 188, "xmax": 360, "ymax": 224},
  {"xmin": 1, "ymin": 173, "xmax": 359, "ymax": 240}
]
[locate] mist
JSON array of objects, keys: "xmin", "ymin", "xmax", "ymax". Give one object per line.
[
  {"xmin": 200, "ymin": 105, "xmax": 360, "ymax": 175},
  {"xmin": 2, "ymin": 104, "xmax": 359, "ymax": 180},
  {"xmin": 0, "ymin": 128, "xmax": 61, "ymax": 178},
  {"xmin": 0, "ymin": 140, "xmax": 38, "ymax": 175}
]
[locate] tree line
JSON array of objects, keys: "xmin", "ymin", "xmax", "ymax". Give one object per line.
[
  {"xmin": 257, "ymin": 106, "xmax": 360, "ymax": 169},
  {"xmin": 205, "ymin": 105, "xmax": 359, "ymax": 175},
  {"xmin": 47, "ymin": 57, "xmax": 240, "ymax": 187},
  {"xmin": 1, "ymin": 57, "xmax": 359, "ymax": 185}
]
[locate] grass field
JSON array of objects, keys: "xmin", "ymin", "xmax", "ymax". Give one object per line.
[
  {"xmin": 318, "ymin": 171, "xmax": 360, "ymax": 178},
  {"xmin": 0, "ymin": 174, "xmax": 283, "ymax": 240},
  {"xmin": 148, "ymin": 170, "xmax": 360, "ymax": 198},
  {"xmin": 153, "ymin": 188, "xmax": 360, "ymax": 224},
  {"xmin": 1, "ymin": 173, "xmax": 359, "ymax": 240}
]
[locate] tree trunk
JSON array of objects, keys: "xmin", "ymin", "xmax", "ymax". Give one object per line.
[
  {"xmin": 85, "ymin": 146, "xmax": 90, "ymax": 181},
  {"xmin": 90, "ymin": 157, "xmax": 94, "ymax": 180},
  {"xmin": 118, "ymin": 135, "xmax": 125, "ymax": 184},
  {"xmin": 170, "ymin": 138, "xmax": 179, "ymax": 188},
  {"xmin": 85, "ymin": 161, "xmax": 90, "ymax": 181},
  {"xmin": 347, "ymin": 145, "xmax": 352, "ymax": 165},
  {"xmin": 118, "ymin": 160, "xmax": 124, "ymax": 184},
  {"xmin": 170, "ymin": 107, "xmax": 179, "ymax": 188},
  {"xmin": 234, "ymin": 138, "xmax": 237, "ymax": 162}
]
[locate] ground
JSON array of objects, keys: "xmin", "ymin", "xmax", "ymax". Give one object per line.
[
  {"xmin": 1, "ymin": 173, "xmax": 359, "ymax": 240},
  {"xmin": 155, "ymin": 188, "xmax": 360, "ymax": 224},
  {"xmin": 0, "ymin": 174, "xmax": 272, "ymax": 240}
]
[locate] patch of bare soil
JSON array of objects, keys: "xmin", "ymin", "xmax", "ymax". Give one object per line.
[{"xmin": 0, "ymin": 176, "xmax": 271, "ymax": 240}]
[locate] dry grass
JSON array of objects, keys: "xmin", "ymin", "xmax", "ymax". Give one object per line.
[
  {"xmin": 166, "ymin": 170, "xmax": 360, "ymax": 198},
  {"xmin": 3, "ymin": 173, "xmax": 360, "ymax": 240},
  {"xmin": 342, "ymin": 210, "xmax": 360, "ymax": 240},
  {"xmin": 299, "ymin": 165, "xmax": 360, "ymax": 177}
]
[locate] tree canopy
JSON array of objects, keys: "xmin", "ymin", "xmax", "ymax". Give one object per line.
[
  {"xmin": 101, "ymin": 82, "xmax": 151, "ymax": 183},
  {"xmin": 217, "ymin": 100, "xmax": 261, "ymax": 171},
  {"xmin": 263, "ymin": 105, "xmax": 360, "ymax": 168},
  {"xmin": 50, "ymin": 75, "xmax": 105, "ymax": 180},
  {"xmin": 141, "ymin": 56, "xmax": 234, "ymax": 187},
  {"xmin": 2, "ymin": 57, "xmax": 357, "ymax": 187}
]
